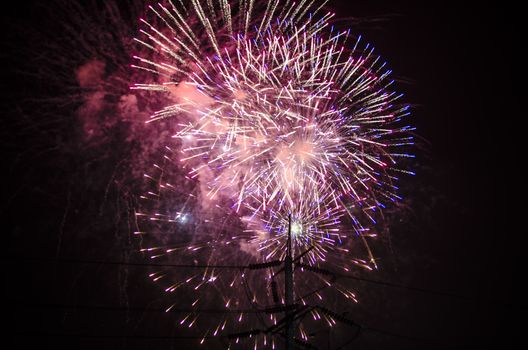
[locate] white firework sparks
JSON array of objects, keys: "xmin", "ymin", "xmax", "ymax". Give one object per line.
[{"xmin": 133, "ymin": 0, "xmax": 414, "ymax": 346}]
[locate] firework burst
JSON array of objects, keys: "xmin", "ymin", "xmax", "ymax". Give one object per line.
[{"xmin": 133, "ymin": 0, "xmax": 414, "ymax": 346}]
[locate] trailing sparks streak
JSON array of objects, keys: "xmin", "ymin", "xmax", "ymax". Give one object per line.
[{"xmin": 133, "ymin": 0, "xmax": 415, "ymax": 344}]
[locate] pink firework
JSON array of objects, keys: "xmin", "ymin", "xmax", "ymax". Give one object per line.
[{"xmin": 133, "ymin": 0, "xmax": 414, "ymax": 347}]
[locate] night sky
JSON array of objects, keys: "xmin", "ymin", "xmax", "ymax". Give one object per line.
[{"xmin": 1, "ymin": 1, "xmax": 521, "ymax": 349}]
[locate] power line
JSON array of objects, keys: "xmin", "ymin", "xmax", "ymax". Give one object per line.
[
  {"xmin": 15, "ymin": 303, "xmax": 449, "ymax": 346},
  {"xmin": 333, "ymin": 272, "xmax": 478, "ymax": 302},
  {"xmin": 17, "ymin": 302, "xmax": 267, "ymax": 314},
  {"xmin": 12, "ymin": 332, "xmax": 225, "ymax": 340},
  {"xmin": 333, "ymin": 326, "xmax": 448, "ymax": 349},
  {"xmin": 10, "ymin": 328, "xmax": 448, "ymax": 347},
  {"xmin": 5, "ymin": 256, "xmax": 247, "ymax": 269},
  {"xmin": 4, "ymin": 255, "xmax": 508, "ymax": 305}
]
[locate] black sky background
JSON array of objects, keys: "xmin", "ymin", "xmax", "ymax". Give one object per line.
[{"xmin": 1, "ymin": 1, "xmax": 522, "ymax": 349}]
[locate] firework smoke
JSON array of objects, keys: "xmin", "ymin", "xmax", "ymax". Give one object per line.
[
  {"xmin": 4, "ymin": 0, "xmax": 414, "ymax": 346},
  {"xmin": 132, "ymin": 0, "xmax": 415, "ymax": 347}
]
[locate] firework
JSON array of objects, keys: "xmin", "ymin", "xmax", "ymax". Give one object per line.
[{"xmin": 133, "ymin": 0, "xmax": 414, "ymax": 346}]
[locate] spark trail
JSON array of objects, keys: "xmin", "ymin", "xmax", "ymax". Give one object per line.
[{"xmin": 133, "ymin": 0, "xmax": 414, "ymax": 347}]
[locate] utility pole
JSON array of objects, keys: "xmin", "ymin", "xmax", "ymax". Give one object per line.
[
  {"xmin": 285, "ymin": 214, "xmax": 294, "ymax": 350},
  {"xmin": 231, "ymin": 214, "xmax": 360, "ymax": 349},
  {"xmin": 236, "ymin": 214, "xmax": 348, "ymax": 349}
]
